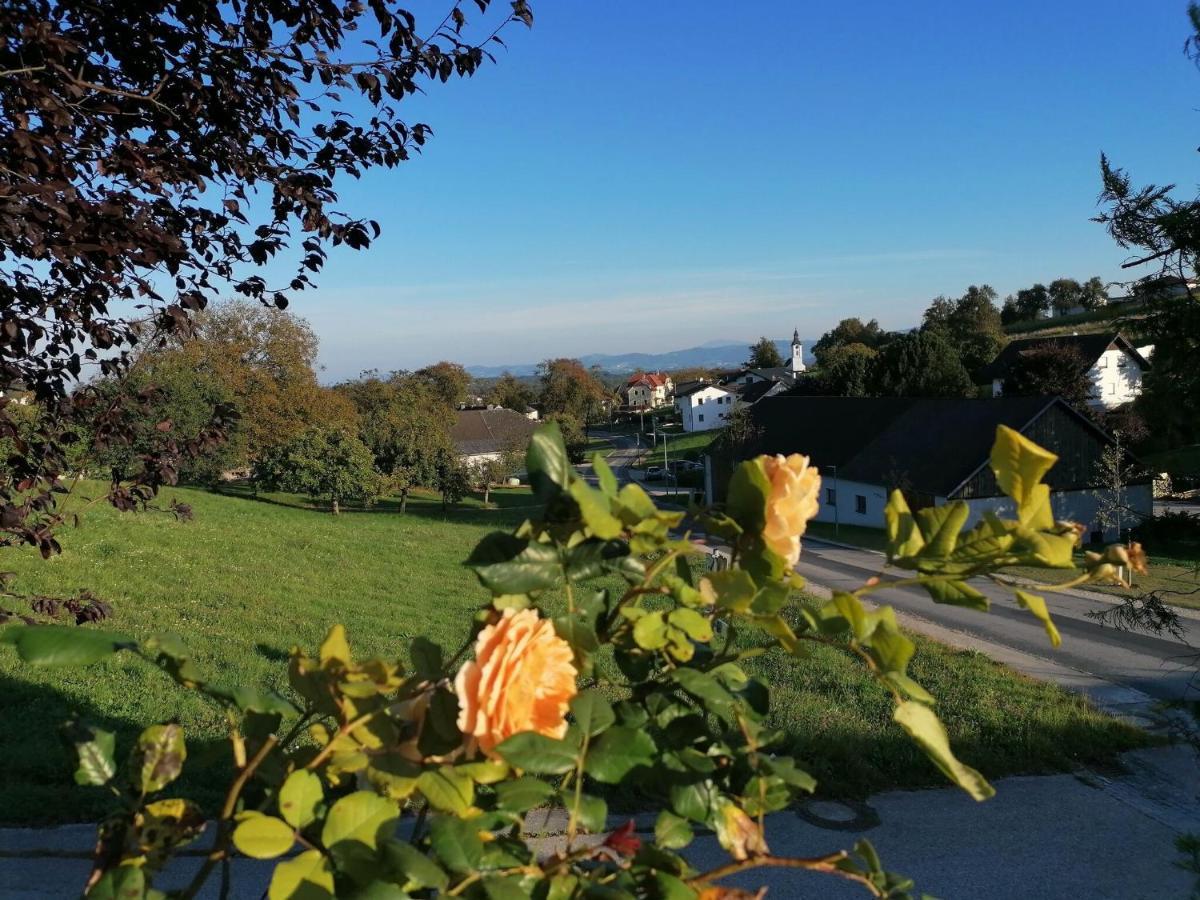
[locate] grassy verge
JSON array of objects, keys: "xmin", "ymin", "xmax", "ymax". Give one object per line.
[
  {"xmin": 0, "ymin": 484, "xmax": 1150, "ymax": 824},
  {"xmin": 1004, "ymin": 553, "xmax": 1200, "ymax": 608},
  {"xmin": 1142, "ymin": 444, "xmax": 1200, "ymax": 476},
  {"xmin": 632, "ymin": 430, "xmax": 720, "ymax": 470},
  {"xmin": 806, "ymin": 521, "xmax": 888, "ymax": 552}
]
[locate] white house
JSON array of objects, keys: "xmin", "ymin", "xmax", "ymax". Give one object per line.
[
  {"xmin": 451, "ymin": 407, "xmax": 539, "ymax": 465},
  {"xmin": 979, "ymin": 332, "xmax": 1152, "ymax": 410},
  {"xmin": 674, "ymin": 381, "xmax": 738, "ymax": 432},
  {"xmin": 624, "ymin": 372, "xmax": 673, "ymax": 409},
  {"xmin": 705, "ymin": 395, "xmax": 1151, "ymax": 543}
]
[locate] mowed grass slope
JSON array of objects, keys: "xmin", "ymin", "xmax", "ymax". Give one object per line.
[{"xmin": 0, "ymin": 483, "xmax": 1149, "ymax": 824}]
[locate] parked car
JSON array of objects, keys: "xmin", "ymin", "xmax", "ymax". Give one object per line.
[{"xmin": 644, "ymin": 466, "xmax": 674, "ymax": 482}]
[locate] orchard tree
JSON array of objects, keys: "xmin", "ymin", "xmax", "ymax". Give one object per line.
[
  {"xmin": 537, "ymin": 359, "xmax": 606, "ymax": 425},
  {"xmin": 254, "ymin": 427, "xmax": 380, "ymax": 515},
  {"xmin": 0, "ymin": 0, "xmax": 534, "ymax": 557},
  {"xmin": 746, "ymin": 336, "xmax": 784, "ymax": 369},
  {"xmin": 336, "ymin": 372, "xmax": 454, "ymax": 513},
  {"xmin": 486, "ymin": 372, "xmax": 536, "ymax": 411},
  {"xmin": 415, "ymin": 361, "xmax": 473, "ymax": 409},
  {"xmin": 1048, "ymin": 278, "xmax": 1083, "ymax": 316}
]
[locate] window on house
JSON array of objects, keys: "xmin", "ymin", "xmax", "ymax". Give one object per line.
[
  {"xmin": 825, "ymin": 487, "xmax": 836, "ymax": 505},
  {"xmin": 855, "ymin": 495, "xmax": 867, "ymax": 515},
  {"xmin": 1117, "ymin": 356, "xmax": 1127, "ymax": 368},
  {"xmin": 698, "ymin": 414, "xmax": 704, "ymax": 423},
  {"xmin": 1099, "ymin": 356, "xmax": 1108, "ymax": 367}
]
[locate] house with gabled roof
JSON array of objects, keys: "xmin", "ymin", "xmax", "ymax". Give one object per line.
[
  {"xmin": 706, "ymin": 395, "xmax": 1151, "ymax": 542},
  {"xmin": 452, "ymin": 407, "xmax": 540, "ymax": 465},
  {"xmin": 978, "ymin": 332, "xmax": 1152, "ymax": 410},
  {"xmin": 624, "ymin": 371, "xmax": 674, "ymax": 409}
]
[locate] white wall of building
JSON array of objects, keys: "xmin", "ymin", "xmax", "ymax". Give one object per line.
[
  {"xmin": 960, "ymin": 483, "xmax": 1152, "ymax": 542},
  {"xmin": 1085, "ymin": 347, "xmax": 1144, "ymax": 409},
  {"xmin": 810, "ymin": 478, "xmax": 890, "ymax": 529},
  {"xmin": 676, "ymin": 386, "xmax": 736, "ymax": 432}
]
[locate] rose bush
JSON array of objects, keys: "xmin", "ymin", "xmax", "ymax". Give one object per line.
[{"xmin": 0, "ymin": 423, "xmax": 1144, "ymax": 899}]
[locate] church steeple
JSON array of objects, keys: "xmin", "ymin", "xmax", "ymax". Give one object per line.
[{"xmin": 791, "ymin": 328, "xmax": 805, "ymax": 374}]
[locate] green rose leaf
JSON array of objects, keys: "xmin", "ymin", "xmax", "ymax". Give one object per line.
[
  {"xmin": 914, "ymin": 501, "xmax": 969, "ymax": 558},
  {"xmin": 570, "ymin": 690, "xmax": 615, "ymax": 738},
  {"xmin": 576, "ymin": 793, "xmax": 607, "ymax": 833},
  {"xmin": 382, "ymin": 838, "xmax": 450, "ymax": 891},
  {"xmin": 472, "ymin": 538, "xmax": 562, "ymax": 595},
  {"xmin": 632, "ymin": 611, "xmax": 669, "ymax": 650},
  {"xmin": 416, "ymin": 766, "xmax": 474, "ymax": 815},
  {"xmin": 668, "ymin": 608, "xmax": 713, "ymax": 643},
  {"xmin": 496, "ymin": 731, "xmax": 580, "ymax": 775},
  {"xmin": 921, "ymin": 578, "xmax": 989, "ymax": 611},
  {"xmin": 268, "ymin": 849, "xmax": 334, "ymax": 900},
  {"xmin": 131, "ymin": 724, "xmax": 187, "ymax": 795},
  {"xmin": 893, "ymin": 701, "xmax": 994, "ymax": 801},
  {"xmin": 62, "ymin": 720, "xmax": 116, "ymax": 787},
  {"xmin": 86, "ymin": 865, "xmax": 146, "ymax": 900},
  {"xmin": 669, "ymin": 668, "xmax": 736, "ymax": 722},
  {"xmin": 495, "ymin": 776, "xmax": 555, "ymax": 813},
  {"xmin": 593, "ymin": 454, "xmax": 619, "ymax": 496},
  {"xmin": 482, "ymin": 876, "xmax": 531, "ymax": 900},
  {"xmin": 410, "ymin": 636, "xmax": 444, "ymax": 681},
  {"xmin": 570, "ymin": 479, "xmax": 623, "ymax": 540},
  {"xmin": 884, "ymin": 489, "xmax": 926, "ymax": 561},
  {"xmin": 429, "ymin": 815, "xmax": 484, "ymax": 874},
  {"xmin": 0, "ymin": 625, "xmax": 136, "ymax": 666},
  {"xmin": 321, "ymin": 791, "xmax": 399, "ymax": 851},
  {"xmin": 726, "ymin": 457, "xmax": 770, "ymax": 535},
  {"xmin": 654, "ymin": 810, "xmax": 694, "ymax": 850},
  {"xmin": 1015, "ymin": 590, "xmax": 1062, "ymax": 648},
  {"xmin": 527, "ymin": 422, "xmax": 571, "ymax": 502},
  {"xmin": 584, "ymin": 726, "xmax": 655, "ymax": 783},
  {"xmin": 218, "ymin": 685, "xmax": 297, "ymax": 715},
  {"xmin": 278, "ymin": 769, "xmax": 323, "ymax": 830},
  {"xmin": 232, "ymin": 812, "xmax": 295, "ymax": 859}
]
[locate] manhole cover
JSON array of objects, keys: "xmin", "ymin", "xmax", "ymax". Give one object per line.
[{"xmin": 794, "ymin": 798, "xmax": 880, "ymax": 831}]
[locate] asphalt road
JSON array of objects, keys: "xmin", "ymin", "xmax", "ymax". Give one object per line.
[{"xmin": 797, "ymin": 538, "xmax": 1200, "ymax": 702}]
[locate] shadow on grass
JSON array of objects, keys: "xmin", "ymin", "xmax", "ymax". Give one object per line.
[
  {"xmin": 0, "ymin": 674, "xmax": 233, "ymax": 827},
  {"xmin": 207, "ymin": 482, "xmax": 535, "ymax": 524}
]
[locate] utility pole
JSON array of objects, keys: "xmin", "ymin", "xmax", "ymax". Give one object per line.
[{"xmin": 663, "ymin": 430, "xmax": 670, "ymax": 499}]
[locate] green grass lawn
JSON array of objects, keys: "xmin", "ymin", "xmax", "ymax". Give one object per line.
[
  {"xmin": 633, "ymin": 430, "xmax": 720, "ymax": 469},
  {"xmin": 0, "ymin": 483, "xmax": 1149, "ymax": 824},
  {"xmin": 805, "ymin": 520, "xmax": 1200, "ymax": 609}
]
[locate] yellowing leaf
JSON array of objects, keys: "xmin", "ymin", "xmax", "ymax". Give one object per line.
[
  {"xmin": 268, "ymin": 849, "xmax": 334, "ymax": 900},
  {"xmin": 278, "ymin": 770, "xmax": 323, "ymax": 830},
  {"xmin": 321, "ymin": 791, "xmax": 398, "ymax": 851},
  {"xmin": 893, "ymin": 701, "xmax": 994, "ymax": 801},
  {"xmin": 319, "ymin": 624, "xmax": 351, "ymax": 667},
  {"xmin": 233, "ymin": 812, "xmax": 295, "ymax": 859},
  {"xmin": 569, "ymin": 480, "xmax": 623, "ymax": 540},
  {"xmin": 1015, "ymin": 590, "xmax": 1061, "ymax": 648},
  {"xmin": 990, "ymin": 425, "xmax": 1058, "ymax": 517},
  {"xmin": 884, "ymin": 490, "xmax": 925, "ymax": 560}
]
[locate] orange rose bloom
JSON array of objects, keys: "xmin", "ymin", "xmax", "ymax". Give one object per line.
[
  {"xmin": 454, "ymin": 608, "xmax": 578, "ymax": 759},
  {"xmin": 760, "ymin": 453, "xmax": 821, "ymax": 567}
]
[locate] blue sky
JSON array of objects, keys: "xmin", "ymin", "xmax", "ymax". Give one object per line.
[{"xmin": 282, "ymin": 1, "xmax": 1199, "ymax": 379}]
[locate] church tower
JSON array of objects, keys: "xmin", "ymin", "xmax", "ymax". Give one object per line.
[{"xmin": 791, "ymin": 328, "xmax": 805, "ymax": 374}]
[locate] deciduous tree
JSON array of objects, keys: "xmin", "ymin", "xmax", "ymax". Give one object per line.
[
  {"xmin": 872, "ymin": 330, "xmax": 975, "ymax": 398},
  {"xmin": 746, "ymin": 336, "xmax": 784, "ymax": 369},
  {"xmin": 1000, "ymin": 343, "xmax": 1095, "ymax": 413},
  {"xmin": 0, "ymin": 0, "xmax": 532, "ymax": 554},
  {"xmin": 811, "ymin": 318, "xmax": 887, "ymax": 365},
  {"xmin": 254, "ymin": 427, "xmax": 380, "ymax": 515},
  {"xmin": 486, "ymin": 372, "xmax": 537, "ymax": 412}
]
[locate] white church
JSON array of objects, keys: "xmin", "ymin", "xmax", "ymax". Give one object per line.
[{"xmin": 674, "ymin": 330, "xmax": 806, "ymax": 432}]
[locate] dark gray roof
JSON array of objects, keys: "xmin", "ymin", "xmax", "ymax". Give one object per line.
[
  {"xmin": 738, "ymin": 380, "xmax": 779, "ymax": 404},
  {"xmin": 675, "ymin": 380, "xmax": 733, "ymax": 398},
  {"xmin": 737, "ymin": 395, "xmax": 1086, "ymax": 497},
  {"xmin": 977, "ymin": 333, "xmax": 1150, "ymax": 381},
  {"xmin": 452, "ymin": 408, "xmax": 538, "ymax": 456}
]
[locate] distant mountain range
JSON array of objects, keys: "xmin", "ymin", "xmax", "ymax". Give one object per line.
[{"xmin": 466, "ymin": 339, "xmax": 818, "ymax": 378}]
